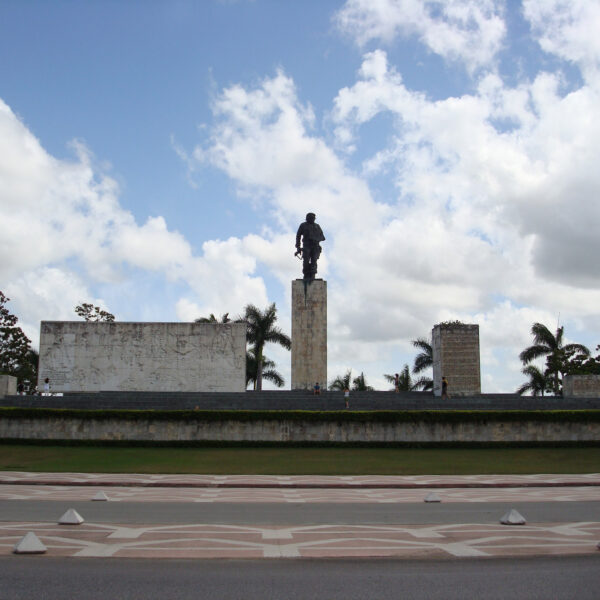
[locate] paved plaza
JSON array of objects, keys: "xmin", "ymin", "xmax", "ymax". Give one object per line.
[{"xmin": 1, "ymin": 472, "xmax": 599, "ymax": 560}]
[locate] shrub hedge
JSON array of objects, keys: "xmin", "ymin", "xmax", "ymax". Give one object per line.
[{"xmin": 1, "ymin": 407, "xmax": 599, "ymax": 423}]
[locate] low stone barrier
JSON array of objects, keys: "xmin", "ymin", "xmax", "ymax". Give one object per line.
[{"xmin": 1, "ymin": 411, "xmax": 599, "ymax": 444}]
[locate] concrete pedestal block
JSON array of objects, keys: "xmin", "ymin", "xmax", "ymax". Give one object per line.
[
  {"xmin": 291, "ymin": 279, "xmax": 327, "ymax": 390},
  {"xmin": 0, "ymin": 374, "xmax": 17, "ymax": 398},
  {"xmin": 563, "ymin": 375, "xmax": 600, "ymax": 398},
  {"xmin": 432, "ymin": 323, "xmax": 481, "ymax": 397}
]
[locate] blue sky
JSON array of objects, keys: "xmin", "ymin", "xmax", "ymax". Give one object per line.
[{"xmin": 1, "ymin": 0, "xmax": 599, "ymax": 391}]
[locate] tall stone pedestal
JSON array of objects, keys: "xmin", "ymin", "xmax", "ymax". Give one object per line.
[
  {"xmin": 291, "ymin": 279, "xmax": 327, "ymax": 390},
  {"xmin": 432, "ymin": 323, "xmax": 480, "ymax": 397}
]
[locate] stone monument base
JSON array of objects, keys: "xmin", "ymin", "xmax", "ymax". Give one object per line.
[{"xmin": 291, "ymin": 279, "xmax": 327, "ymax": 390}]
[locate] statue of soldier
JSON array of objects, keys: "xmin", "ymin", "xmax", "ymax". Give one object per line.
[{"xmin": 295, "ymin": 212, "xmax": 325, "ymax": 281}]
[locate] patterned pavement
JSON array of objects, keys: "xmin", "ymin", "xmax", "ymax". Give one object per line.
[
  {"xmin": 2, "ymin": 472, "xmax": 600, "ymax": 559},
  {"xmin": 3, "ymin": 520, "xmax": 600, "ymax": 559},
  {"xmin": 1, "ymin": 471, "xmax": 599, "ymax": 488},
  {"xmin": 1, "ymin": 484, "xmax": 599, "ymax": 503}
]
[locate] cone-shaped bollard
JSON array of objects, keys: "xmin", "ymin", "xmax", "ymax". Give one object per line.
[
  {"xmin": 92, "ymin": 491, "xmax": 109, "ymax": 501},
  {"xmin": 500, "ymin": 509, "xmax": 526, "ymax": 525},
  {"xmin": 424, "ymin": 492, "xmax": 441, "ymax": 503},
  {"xmin": 58, "ymin": 508, "xmax": 84, "ymax": 525},
  {"xmin": 13, "ymin": 532, "xmax": 47, "ymax": 554}
]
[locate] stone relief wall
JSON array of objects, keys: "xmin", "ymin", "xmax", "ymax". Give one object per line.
[{"xmin": 38, "ymin": 321, "xmax": 246, "ymax": 392}]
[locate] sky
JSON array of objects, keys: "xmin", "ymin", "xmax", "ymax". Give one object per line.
[{"xmin": 1, "ymin": 0, "xmax": 599, "ymax": 392}]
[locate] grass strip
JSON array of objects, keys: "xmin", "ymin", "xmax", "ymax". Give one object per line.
[{"xmin": 0, "ymin": 445, "xmax": 599, "ymax": 475}]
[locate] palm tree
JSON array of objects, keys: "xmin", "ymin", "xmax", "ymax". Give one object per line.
[
  {"xmin": 410, "ymin": 338, "xmax": 434, "ymax": 391},
  {"xmin": 329, "ymin": 369, "xmax": 352, "ymax": 391},
  {"xmin": 516, "ymin": 365, "xmax": 550, "ymax": 397},
  {"xmin": 195, "ymin": 313, "xmax": 231, "ymax": 323},
  {"xmin": 246, "ymin": 348, "xmax": 284, "ymax": 389},
  {"xmin": 243, "ymin": 303, "xmax": 291, "ymax": 391},
  {"xmin": 519, "ymin": 323, "xmax": 590, "ymax": 395},
  {"xmin": 384, "ymin": 364, "xmax": 416, "ymax": 391},
  {"xmin": 352, "ymin": 371, "xmax": 374, "ymax": 391}
]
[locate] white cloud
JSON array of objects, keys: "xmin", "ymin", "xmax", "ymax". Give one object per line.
[
  {"xmin": 524, "ymin": 0, "xmax": 600, "ymax": 76},
  {"xmin": 335, "ymin": 0, "xmax": 506, "ymax": 72},
  {"xmin": 0, "ymin": 97, "xmax": 271, "ymax": 345}
]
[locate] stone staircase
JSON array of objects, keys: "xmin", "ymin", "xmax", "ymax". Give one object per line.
[{"xmin": 2, "ymin": 390, "xmax": 599, "ymax": 411}]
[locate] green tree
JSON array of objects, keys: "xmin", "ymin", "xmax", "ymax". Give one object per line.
[
  {"xmin": 243, "ymin": 303, "xmax": 291, "ymax": 391},
  {"xmin": 411, "ymin": 337, "xmax": 434, "ymax": 391},
  {"xmin": 352, "ymin": 371, "xmax": 374, "ymax": 391},
  {"xmin": 195, "ymin": 313, "xmax": 231, "ymax": 323},
  {"xmin": 0, "ymin": 291, "xmax": 32, "ymax": 379},
  {"xmin": 75, "ymin": 303, "xmax": 115, "ymax": 322},
  {"xmin": 563, "ymin": 344, "xmax": 600, "ymax": 375},
  {"xmin": 246, "ymin": 348, "xmax": 284, "ymax": 389},
  {"xmin": 329, "ymin": 369, "xmax": 352, "ymax": 391},
  {"xmin": 516, "ymin": 364, "xmax": 551, "ymax": 397},
  {"xmin": 519, "ymin": 323, "xmax": 590, "ymax": 394}
]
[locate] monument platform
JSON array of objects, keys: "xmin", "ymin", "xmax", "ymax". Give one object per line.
[{"xmin": 2, "ymin": 390, "xmax": 600, "ymax": 411}]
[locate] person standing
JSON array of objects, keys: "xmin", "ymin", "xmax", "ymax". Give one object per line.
[
  {"xmin": 441, "ymin": 376, "xmax": 450, "ymax": 400},
  {"xmin": 313, "ymin": 382, "xmax": 321, "ymax": 395},
  {"xmin": 43, "ymin": 377, "xmax": 50, "ymax": 395},
  {"xmin": 394, "ymin": 373, "xmax": 400, "ymax": 393},
  {"xmin": 344, "ymin": 387, "xmax": 350, "ymax": 409}
]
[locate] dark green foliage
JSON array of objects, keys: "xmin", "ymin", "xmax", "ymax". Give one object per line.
[
  {"xmin": 384, "ymin": 365, "xmax": 418, "ymax": 391},
  {"xmin": 516, "ymin": 365, "xmax": 551, "ymax": 396},
  {"xmin": 195, "ymin": 313, "xmax": 231, "ymax": 323},
  {"xmin": 74, "ymin": 303, "xmax": 115, "ymax": 322},
  {"xmin": 411, "ymin": 338, "xmax": 433, "ymax": 391},
  {"xmin": 0, "ymin": 292, "xmax": 33, "ymax": 383},
  {"xmin": 2, "ymin": 407, "xmax": 598, "ymax": 424},
  {"xmin": 564, "ymin": 344, "xmax": 600, "ymax": 375},
  {"xmin": 519, "ymin": 322, "xmax": 590, "ymax": 394},
  {"xmin": 329, "ymin": 369, "xmax": 352, "ymax": 391},
  {"xmin": 243, "ymin": 303, "xmax": 291, "ymax": 390},
  {"xmin": 246, "ymin": 348, "xmax": 284, "ymax": 389},
  {"xmin": 351, "ymin": 371, "xmax": 374, "ymax": 391}
]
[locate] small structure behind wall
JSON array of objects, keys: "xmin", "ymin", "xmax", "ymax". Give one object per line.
[
  {"xmin": 563, "ymin": 375, "xmax": 600, "ymax": 398},
  {"xmin": 432, "ymin": 323, "xmax": 481, "ymax": 397},
  {"xmin": 0, "ymin": 374, "xmax": 17, "ymax": 398}
]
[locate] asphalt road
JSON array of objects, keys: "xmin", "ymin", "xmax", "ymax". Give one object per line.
[
  {"xmin": 1, "ymin": 555, "xmax": 599, "ymax": 600},
  {"xmin": 1, "ymin": 500, "xmax": 598, "ymax": 525}
]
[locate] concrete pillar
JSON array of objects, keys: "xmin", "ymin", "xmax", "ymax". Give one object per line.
[
  {"xmin": 432, "ymin": 323, "xmax": 480, "ymax": 397},
  {"xmin": 291, "ymin": 279, "xmax": 327, "ymax": 390},
  {"xmin": 0, "ymin": 374, "xmax": 17, "ymax": 398}
]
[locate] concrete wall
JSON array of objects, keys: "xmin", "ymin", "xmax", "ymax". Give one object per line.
[
  {"xmin": 1, "ymin": 415, "xmax": 598, "ymax": 443},
  {"xmin": 0, "ymin": 375, "xmax": 17, "ymax": 398},
  {"xmin": 432, "ymin": 324, "xmax": 481, "ymax": 397},
  {"xmin": 563, "ymin": 375, "xmax": 600, "ymax": 398},
  {"xmin": 38, "ymin": 321, "xmax": 246, "ymax": 393},
  {"xmin": 291, "ymin": 280, "xmax": 327, "ymax": 390}
]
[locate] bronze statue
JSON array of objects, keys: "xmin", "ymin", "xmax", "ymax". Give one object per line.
[{"xmin": 295, "ymin": 212, "xmax": 325, "ymax": 281}]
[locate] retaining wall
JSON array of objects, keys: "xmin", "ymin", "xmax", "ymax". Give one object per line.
[{"xmin": 1, "ymin": 413, "xmax": 598, "ymax": 444}]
